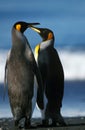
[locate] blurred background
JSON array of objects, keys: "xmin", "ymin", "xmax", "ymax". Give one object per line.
[{"xmin": 0, "ymin": 0, "xmax": 85, "ymax": 118}]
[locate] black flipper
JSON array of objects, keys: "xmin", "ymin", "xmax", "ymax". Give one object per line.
[
  {"xmin": 33, "ymin": 62, "xmax": 44, "ymax": 109},
  {"xmin": 25, "ymin": 42, "xmax": 44, "ymax": 110}
]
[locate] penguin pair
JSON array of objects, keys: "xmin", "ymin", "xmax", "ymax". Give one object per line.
[
  {"xmin": 4, "ymin": 21, "xmax": 44, "ymax": 129},
  {"xmin": 30, "ymin": 26, "xmax": 66, "ymax": 126}
]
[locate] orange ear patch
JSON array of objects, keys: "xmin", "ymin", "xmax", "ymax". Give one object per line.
[
  {"xmin": 48, "ymin": 32, "xmax": 53, "ymax": 40},
  {"xmin": 16, "ymin": 24, "xmax": 21, "ymax": 31}
]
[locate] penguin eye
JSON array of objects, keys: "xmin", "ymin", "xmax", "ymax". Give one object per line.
[
  {"xmin": 47, "ymin": 32, "xmax": 53, "ymax": 40},
  {"xmin": 16, "ymin": 24, "xmax": 21, "ymax": 31}
]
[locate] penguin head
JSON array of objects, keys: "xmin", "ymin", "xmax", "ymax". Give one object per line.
[
  {"xmin": 13, "ymin": 21, "xmax": 40, "ymax": 33},
  {"xmin": 30, "ymin": 26, "xmax": 54, "ymax": 41}
]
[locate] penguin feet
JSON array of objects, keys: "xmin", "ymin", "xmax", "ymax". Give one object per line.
[
  {"xmin": 25, "ymin": 118, "xmax": 31, "ymax": 129},
  {"xmin": 42, "ymin": 114, "xmax": 66, "ymax": 127},
  {"xmin": 52, "ymin": 113, "xmax": 66, "ymax": 126},
  {"xmin": 18, "ymin": 118, "xmax": 26, "ymax": 129},
  {"xmin": 14, "ymin": 117, "xmax": 31, "ymax": 129},
  {"xmin": 42, "ymin": 118, "xmax": 53, "ymax": 127}
]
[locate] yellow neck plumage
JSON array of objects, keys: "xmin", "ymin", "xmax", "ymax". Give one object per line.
[{"xmin": 34, "ymin": 44, "xmax": 40, "ymax": 62}]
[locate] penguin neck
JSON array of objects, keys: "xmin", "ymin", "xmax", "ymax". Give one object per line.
[
  {"xmin": 11, "ymin": 28, "xmax": 26, "ymax": 54},
  {"xmin": 40, "ymin": 39, "xmax": 54, "ymax": 50}
]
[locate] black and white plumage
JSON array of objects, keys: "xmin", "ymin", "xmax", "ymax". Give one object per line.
[
  {"xmin": 30, "ymin": 26, "xmax": 66, "ymax": 126},
  {"xmin": 4, "ymin": 22, "xmax": 44, "ymax": 128}
]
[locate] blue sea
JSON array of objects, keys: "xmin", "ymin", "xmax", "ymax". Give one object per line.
[{"xmin": 0, "ymin": 0, "xmax": 85, "ymax": 118}]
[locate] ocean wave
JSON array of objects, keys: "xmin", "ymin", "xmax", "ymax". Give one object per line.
[
  {"xmin": 62, "ymin": 107, "xmax": 85, "ymax": 117},
  {"xmin": 0, "ymin": 49, "xmax": 85, "ymax": 83},
  {"xmin": 1, "ymin": 105, "xmax": 85, "ymax": 118},
  {"xmin": 58, "ymin": 50, "xmax": 85, "ymax": 80},
  {"xmin": 0, "ymin": 50, "xmax": 8, "ymax": 83}
]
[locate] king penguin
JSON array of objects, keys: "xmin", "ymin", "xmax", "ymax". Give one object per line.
[
  {"xmin": 4, "ymin": 21, "xmax": 44, "ymax": 129},
  {"xmin": 30, "ymin": 26, "xmax": 66, "ymax": 126}
]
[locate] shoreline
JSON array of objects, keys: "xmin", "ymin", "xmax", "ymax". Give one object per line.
[{"xmin": 0, "ymin": 117, "xmax": 85, "ymax": 130}]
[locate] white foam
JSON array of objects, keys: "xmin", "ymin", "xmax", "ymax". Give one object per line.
[
  {"xmin": 62, "ymin": 107, "xmax": 85, "ymax": 117},
  {"xmin": 0, "ymin": 50, "xmax": 8, "ymax": 83},
  {"xmin": 0, "ymin": 49, "xmax": 85, "ymax": 83},
  {"xmin": 59, "ymin": 50, "xmax": 85, "ymax": 80}
]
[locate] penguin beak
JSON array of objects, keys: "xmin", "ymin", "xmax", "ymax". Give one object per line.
[
  {"xmin": 28, "ymin": 23, "xmax": 40, "ymax": 28},
  {"xmin": 30, "ymin": 26, "xmax": 41, "ymax": 33}
]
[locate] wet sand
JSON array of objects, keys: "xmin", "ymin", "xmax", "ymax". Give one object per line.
[{"xmin": 0, "ymin": 117, "xmax": 85, "ymax": 130}]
